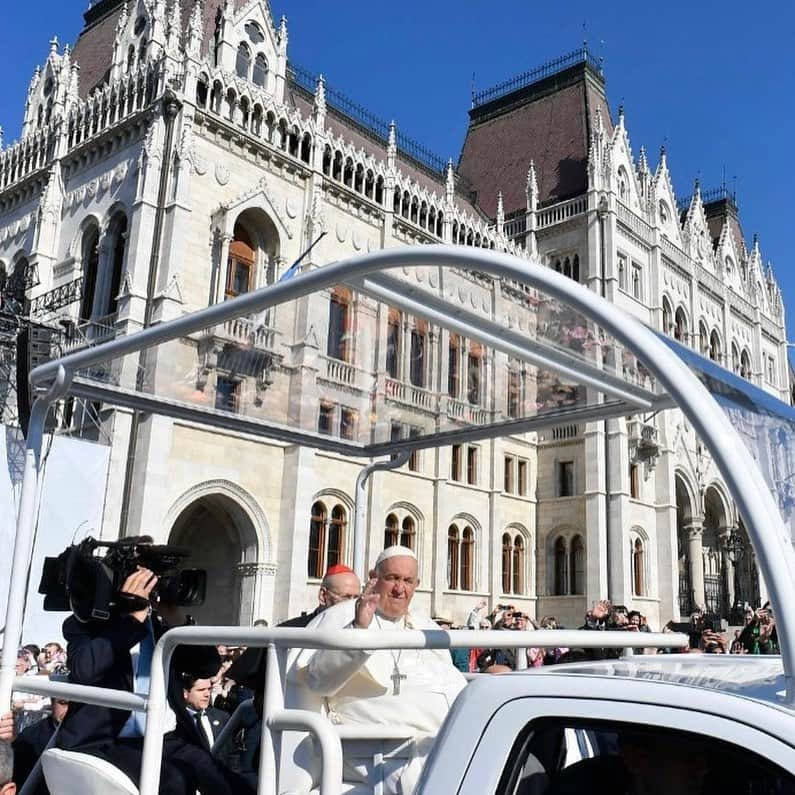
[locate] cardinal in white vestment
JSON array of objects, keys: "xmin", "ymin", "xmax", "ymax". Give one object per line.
[{"xmin": 286, "ymin": 546, "xmax": 467, "ymax": 794}]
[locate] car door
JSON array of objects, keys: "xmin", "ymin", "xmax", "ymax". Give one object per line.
[{"xmin": 453, "ymin": 697, "xmax": 795, "ymax": 795}]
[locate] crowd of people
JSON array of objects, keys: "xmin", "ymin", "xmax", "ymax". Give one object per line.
[{"xmin": 0, "ymin": 550, "xmax": 781, "ymax": 795}]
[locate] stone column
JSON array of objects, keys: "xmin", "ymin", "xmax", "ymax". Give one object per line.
[
  {"xmin": 213, "ymin": 232, "xmax": 232, "ymax": 305},
  {"xmin": 719, "ymin": 527, "xmax": 736, "ymax": 611},
  {"xmin": 685, "ymin": 522, "xmax": 706, "ymax": 610},
  {"xmin": 236, "ymin": 561, "xmax": 278, "ymax": 625}
]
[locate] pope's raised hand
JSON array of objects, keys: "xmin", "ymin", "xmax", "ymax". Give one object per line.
[{"xmin": 353, "ymin": 578, "xmax": 380, "ymax": 629}]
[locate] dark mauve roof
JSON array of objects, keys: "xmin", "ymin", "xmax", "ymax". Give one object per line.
[
  {"xmin": 71, "ymin": 1, "xmax": 126, "ymax": 98},
  {"xmin": 704, "ymin": 197, "xmax": 747, "ymax": 255},
  {"xmin": 72, "ymin": 0, "xmax": 248, "ymax": 97},
  {"xmin": 458, "ymin": 62, "xmax": 612, "ymax": 218}
]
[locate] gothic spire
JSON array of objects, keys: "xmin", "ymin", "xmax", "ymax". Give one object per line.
[
  {"xmin": 446, "ymin": 159, "xmax": 455, "ymax": 204},
  {"xmin": 115, "ymin": 1, "xmax": 129, "ymax": 36},
  {"xmin": 187, "ymin": 0, "xmax": 204, "ymax": 58},
  {"xmin": 526, "ymin": 160, "xmax": 538, "ymax": 209},
  {"xmin": 314, "ymin": 74, "xmax": 326, "ymax": 114}
]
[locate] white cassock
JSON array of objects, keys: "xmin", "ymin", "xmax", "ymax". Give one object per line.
[{"xmin": 284, "ymin": 600, "xmax": 467, "ymax": 795}]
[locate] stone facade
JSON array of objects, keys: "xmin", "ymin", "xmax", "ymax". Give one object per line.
[{"xmin": 0, "ymin": 1, "xmax": 787, "ymax": 629}]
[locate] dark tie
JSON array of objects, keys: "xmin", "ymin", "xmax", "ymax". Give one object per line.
[{"xmin": 195, "ymin": 711, "xmax": 210, "ymax": 748}]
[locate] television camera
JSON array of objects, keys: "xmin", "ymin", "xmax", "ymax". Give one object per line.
[{"xmin": 38, "ymin": 536, "xmax": 206, "ymax": 622}]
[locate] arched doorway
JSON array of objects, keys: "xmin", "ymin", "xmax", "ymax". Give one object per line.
[{"xmin": 168, "ymin": 493, "xmax": 259, "ymax": 625}]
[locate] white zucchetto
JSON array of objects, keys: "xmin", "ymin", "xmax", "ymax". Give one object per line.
[{"xmin": 375, "ymin": 545, "xmax": 417, "ymax": 568}]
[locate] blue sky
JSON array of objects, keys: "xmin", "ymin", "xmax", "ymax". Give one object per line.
[{"xmin": 1, "ymin": 1, "xmax": 793, "ymax": 338}]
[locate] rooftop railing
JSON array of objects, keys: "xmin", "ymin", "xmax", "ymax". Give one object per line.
[
  {"xmin": 677, "ymin": 185, "xmax": 739, "ymax": 213},
  {"xmin": 472, "ymin": 46, "xmax": 602, "ymax": 109},
  {"xmin": 288, "ymin": 62, "xmax": 447, "ymax": 176}
]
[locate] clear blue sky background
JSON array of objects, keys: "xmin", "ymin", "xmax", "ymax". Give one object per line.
[{"xmin": 1, "ymin": 1, "xmax": 793, "ymax": 338}]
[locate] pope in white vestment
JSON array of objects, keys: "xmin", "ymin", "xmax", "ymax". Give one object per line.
[{"xmin": 285, "ymin": 546, "xmax": 467, "ymax": 795}]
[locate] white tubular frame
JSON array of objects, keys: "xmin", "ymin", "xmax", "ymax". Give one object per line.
[
  {"xmin": 2, "ymin": 245, "xmax": 794, "ymax": 746},
  {"xmin": 138, "ymin": 626, "xmax": 687, "ymax": 794}
]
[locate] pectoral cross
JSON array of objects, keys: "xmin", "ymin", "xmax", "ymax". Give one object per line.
[{"xmin": 390, "ymin": 662, "xmax": 407, "ymax": 695}]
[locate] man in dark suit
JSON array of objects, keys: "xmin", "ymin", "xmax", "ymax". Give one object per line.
[
  {"xmin": 57, "ymin": 566, "xmax": 252, "ymax": 795},
  {"xmin": 172, "ymin": 673, "xmax": 228, "ymax": 754},
  {"xmin": 11, "ymin": 693, "xmax": 68, "ymax": 795}
]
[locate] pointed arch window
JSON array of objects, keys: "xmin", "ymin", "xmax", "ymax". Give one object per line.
[
  {"xmin": 252, "ymin": 53, "xmax": 268, "ymax": 87},
  {"xmin": 236, "ymin": 43, "xmax": 251, "ymax": 79},
  {"xmin": 226, "ymin": 224, "xmax": 255, "ymax": 299},
  {"xmin": 674, "ymin": 308, "xmax": 687, "ymax": 343},
  {"xmin": 501, "ymin": 533, "xmax": 512, "ymax": 593},
  {"xmin": 386, "ymin": 309, "xmax": 400, "ymax": 378},
  {"xmin": 512, "ymin": 536, "xmax": 525, "ymax": 595},
  {"xmin": 731, "ymin": 344, "xmax": 740, "ymax": 374},
  {"xmin": 409, "ymin": 319, "xmax": 427, "ymax": 388},
  {"xmin": 400, "ymin": 516, "xmax": 416, "ymax": 550},
  {"xmin": 553, "ymin": 537, "xmax": 567, "ymax": 596},
  {"xmin": 80, "ymin": 225, "xmax": 100, "ymax": 320},
  {"xmin": 308, "ymin": 501, "xmax": 347, "ymax": 578},
  {"xmin": 308, "ymin": 501, "xmax": 328, "ymax": 578},
  {"xmin": 662, "ymin": 297, "xmax": 673, "ymax": 336},
  {"xmin": 104, "ymin": 214, "xmax": 128, "ymax": 317},
  {"xmin": 461, "ymin": 527, "xmax": 474, "ymax": 591},
  {"xmin": 699, "ymin": 322, "xmax": 710, "ymax": 356},
  {"xmin": 327, "ymin": 505, "xmax": 346, "ymax": 570},
  {"xmin": 468, "ymin": 342, "xmax": 483, "ymax": 405},
  {"xmin": 632, "ymin": 537, "xmax": 645, "ymax": 596},
  {"xmin": 448, "ymin": 333, "xmax": 460, "ymax": 397},
  {"xmin": 447, "ymin": 524, "xmax": 475, "ymax": 591},
  {"xmin": 570, "ymin": 535, "xmax": 585, "ymax": 595},
  {"xmin": 327, "ymin": 287, "xmax": 352, "ymax": 362},
  {"xmin": 709, "ymin": 330, "xmax": 721, "ymax": 363},
  {"xmin": 507, "ymin": 368, "xmax": 521, "ymax": 418},
  {"xmin": 740, "ymin": 349, "xmax": 752, "ymax": 380},
  {"xmin": 447, "ymin": 525, "xmax": 460, "ymax": 590},
  {"xmin": 384, "ymin": 513, "xmax": 399, "ymax": 548}
]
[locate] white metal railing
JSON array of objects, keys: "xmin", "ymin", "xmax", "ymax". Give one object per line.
[
  {"xmin": 11, "ymin": 626, "xmax": 688, "ymax": 795},
  {"xmin": 536, "ymin": 196, "xmax": 587, "ymax": 229}
]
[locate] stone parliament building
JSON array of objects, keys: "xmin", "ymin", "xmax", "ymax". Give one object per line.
[{"xmin": 0, "ymin": 0, "xmax": 789, "ymax": 629}]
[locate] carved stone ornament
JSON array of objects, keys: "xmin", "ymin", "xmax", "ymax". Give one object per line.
[
  {"xmin": 194, "ymin": 155, "xmax": 207, "ymax": 176},
  {"xmin": 236, "ymin": 562, "xmax": 278, "ymax": 577},
  {"xmin": 215, "ymin": 163, "xmax": 230, "ymax": 185}
]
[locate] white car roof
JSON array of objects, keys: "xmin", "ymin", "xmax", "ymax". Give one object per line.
[{"xmin": 450, "ymin": 655, "xmax": 795, "ymax": 744}]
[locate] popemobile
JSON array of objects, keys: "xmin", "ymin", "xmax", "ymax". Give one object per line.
[{"xmin": 3, "ymin": 245, "xmax": 795, "ymax": 794}]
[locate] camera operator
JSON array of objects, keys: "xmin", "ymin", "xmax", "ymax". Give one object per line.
[{"xmin": 56, "ymin": 563, "xmax": 252, "ymax": 795}]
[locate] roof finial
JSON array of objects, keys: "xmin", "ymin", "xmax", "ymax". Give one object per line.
[
  {"xmin": 315, "ymin": 74, "xmax": 326, "ymax": 113},
  {"xmin": 638, "ymin": 145, "xmax": 648, "ymax": 174},
  {"xmin": 49, "ymin": 36, "xmax": 59, "ymax": 54},
  {"xmin": 526, "ymin": 159, "xmax": 538, "ymax": 207},
  {"xmin": 446, "ymin": 158, "xmax": 456, "ymax": 201}
]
